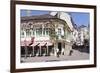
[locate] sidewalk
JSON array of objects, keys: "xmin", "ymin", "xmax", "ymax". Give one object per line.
[{"xmin": 21, "ymin": 49, "xmax": 89, "ymax": 63}]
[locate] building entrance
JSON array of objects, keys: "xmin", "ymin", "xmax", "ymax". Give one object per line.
[{"xmin": 58, "ymin": 42, "xmax": 62, "ymax": 52}]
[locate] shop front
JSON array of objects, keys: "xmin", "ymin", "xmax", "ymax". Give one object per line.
[{"xmin": 21, "ymin": 40, "xmax": 54, "ymax": 57}]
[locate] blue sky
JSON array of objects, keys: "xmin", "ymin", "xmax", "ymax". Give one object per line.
[
  {"xmin": 21, "ymin": 10, "xmax": 89, "ymax": 27},
  {"xmin": 21, "ymin": 10, "xmax": 50, "ymax": 16},
  {"xmin": 69, "ymin": 12, "xmax": 89, "ymax": 27}
]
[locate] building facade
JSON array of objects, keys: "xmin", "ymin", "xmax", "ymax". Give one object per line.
[
  {"xmin": 76, "ymin": 25, "xmax": 89, "ymax": 46},
  {"xmin": 21, "ymin": 12, "xmax": 74, "ymax": 57}
]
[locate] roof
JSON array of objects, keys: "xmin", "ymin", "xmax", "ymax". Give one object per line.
[
  {"xmin": 21, "ymin": 14, "xmax": 57, "ymax": 21},
  {"xmin": 21, "ymin": 13, "xmax": 73, "ymax": 32},
  {"xmin": 79, "ymin": 25, "xmax": 87, "ymax": 28},
  {"xmin": 70, "ymin": 17, "xmax": 78, "ymax": 30}
]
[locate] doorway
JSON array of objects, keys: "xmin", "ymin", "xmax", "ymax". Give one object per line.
[{"xmin": 58, "ymin": 42, "xmax": 62, "ymax": 52}]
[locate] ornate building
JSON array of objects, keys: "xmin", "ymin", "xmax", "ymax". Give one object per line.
[{"xmin": 21, "ymin": 12, "xmax": 74, "ymax": 57}]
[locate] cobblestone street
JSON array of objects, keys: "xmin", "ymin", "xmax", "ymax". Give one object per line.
[{"xmin": 21, "ymin": 48, "xmax": 89, "ymax": 63}]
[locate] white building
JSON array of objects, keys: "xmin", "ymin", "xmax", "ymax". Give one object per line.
[
  {"xmin": 21, "ymin": 12, "xmax": 74, "ymax": 57},
  {"xmin": 77, "ymin": 25, "xmax": 89, "ymax": 46}
]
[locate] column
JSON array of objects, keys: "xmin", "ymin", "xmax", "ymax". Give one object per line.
[
  {"xmin": 62, "ymin": 42, "xmax": 64, "ymax": 55},
  {"xmin": 24, "ymin": 30, "xmax": 26, "ymax": 38},
  {"xmin": 42, "ymin": 24, "xmax": 44, "ymax": 36},
  {"xmin": 32, "ymin": 46, "xmax": 34, "ymax": 57},
  {"xmin": 45, "ymin": 47, "xmax": 46, "ymax": 56},
  {"xmin": 34, "ymin": 29, "xmax": 36, "ymax": 37},
  {"xmin": 25, "ymin": 46, "xmax": 28, "ymax": 58},
  {"xmin": 39, "ymin": 46, "xmax": 41, "ymax": 56},
  {"xmin": 47, "ymin": 45, "xmax": 48, "ymax": 56},
  {"xmin": 31, "ymin": 29, "xmax": 33, "ymax": 37},
  {"xmin": 54, "ymin": 43, "xmax": 57, "ymax": 56}
]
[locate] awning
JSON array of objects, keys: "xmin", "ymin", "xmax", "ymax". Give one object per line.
[
  {"xmin": 21, "ymin": 41, "xmax": 30, "ymax": 46},
  {"xmin": 39, "ymin": 43, "xmax": 46, "ymax": 46},
  {"xmin": 31, "ymin": 43, "xmax": 40, "ymax": 46},
  {"xmin": 47, "ymin": 42, "xmax": 52, "ymax": 46},
  {"xmin": 21, "ymin": 40, "xmax": 53, "ymax": 46},
  {"xmin": 39, "ymin": 42, "xmax": 52, "ymax": 46}
]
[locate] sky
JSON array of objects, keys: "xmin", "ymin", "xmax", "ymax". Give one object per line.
[{"xmin": 21, "ymin": 10, "xmax": 90, "ymax": 27}]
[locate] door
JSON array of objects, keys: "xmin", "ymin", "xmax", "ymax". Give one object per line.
[{"xmin": 58, "ymin": 42, "xmax": 62, "ymax": 52}]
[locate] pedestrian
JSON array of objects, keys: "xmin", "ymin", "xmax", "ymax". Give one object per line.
[
  {"xmin": 69, "ymin": 50, "xmax": 73, "ymax": 56},
  {"xmin": 56, "ymin": 48, "xmax": 60, "ymax": 58}
]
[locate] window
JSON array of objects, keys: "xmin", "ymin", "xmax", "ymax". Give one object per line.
[
  {"xmin": 36, "ymin": 28, "xmax": 42, "ymax": 36},
  {"xmin": 58, "ymin": 28, "xmax": 61, "ymax": 35},
  {"xmin": 45, "ymin": 28, "xmax": 49, "ymax": 36},
  {"xmin": 26, "ymin": 29, "xmax": 31, "ymax": 37},
  {"xmin": 30, "ymin": 29, "xmax": 34, "ymax": 36},
  {"xmin": 43, "ymin": 28, "xmax": 45, "ymax": 35},
  {"xmin": 32, "ymin": 26, "xmax": 35, "ymax": 36},
  {"xmin": 21, "ymin": 31, "xmax": 24, "ymax": 38},
  {"xmin": 66, "ymin": 31, "xmax": 71, "ymax": 39},
  {"xmin": 43, "ymin": 28, "xmax": 50, "ymax": 36},
  {"xmin": 33, "ymin": 30, "xmax": 35, "ymax": 36}
]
